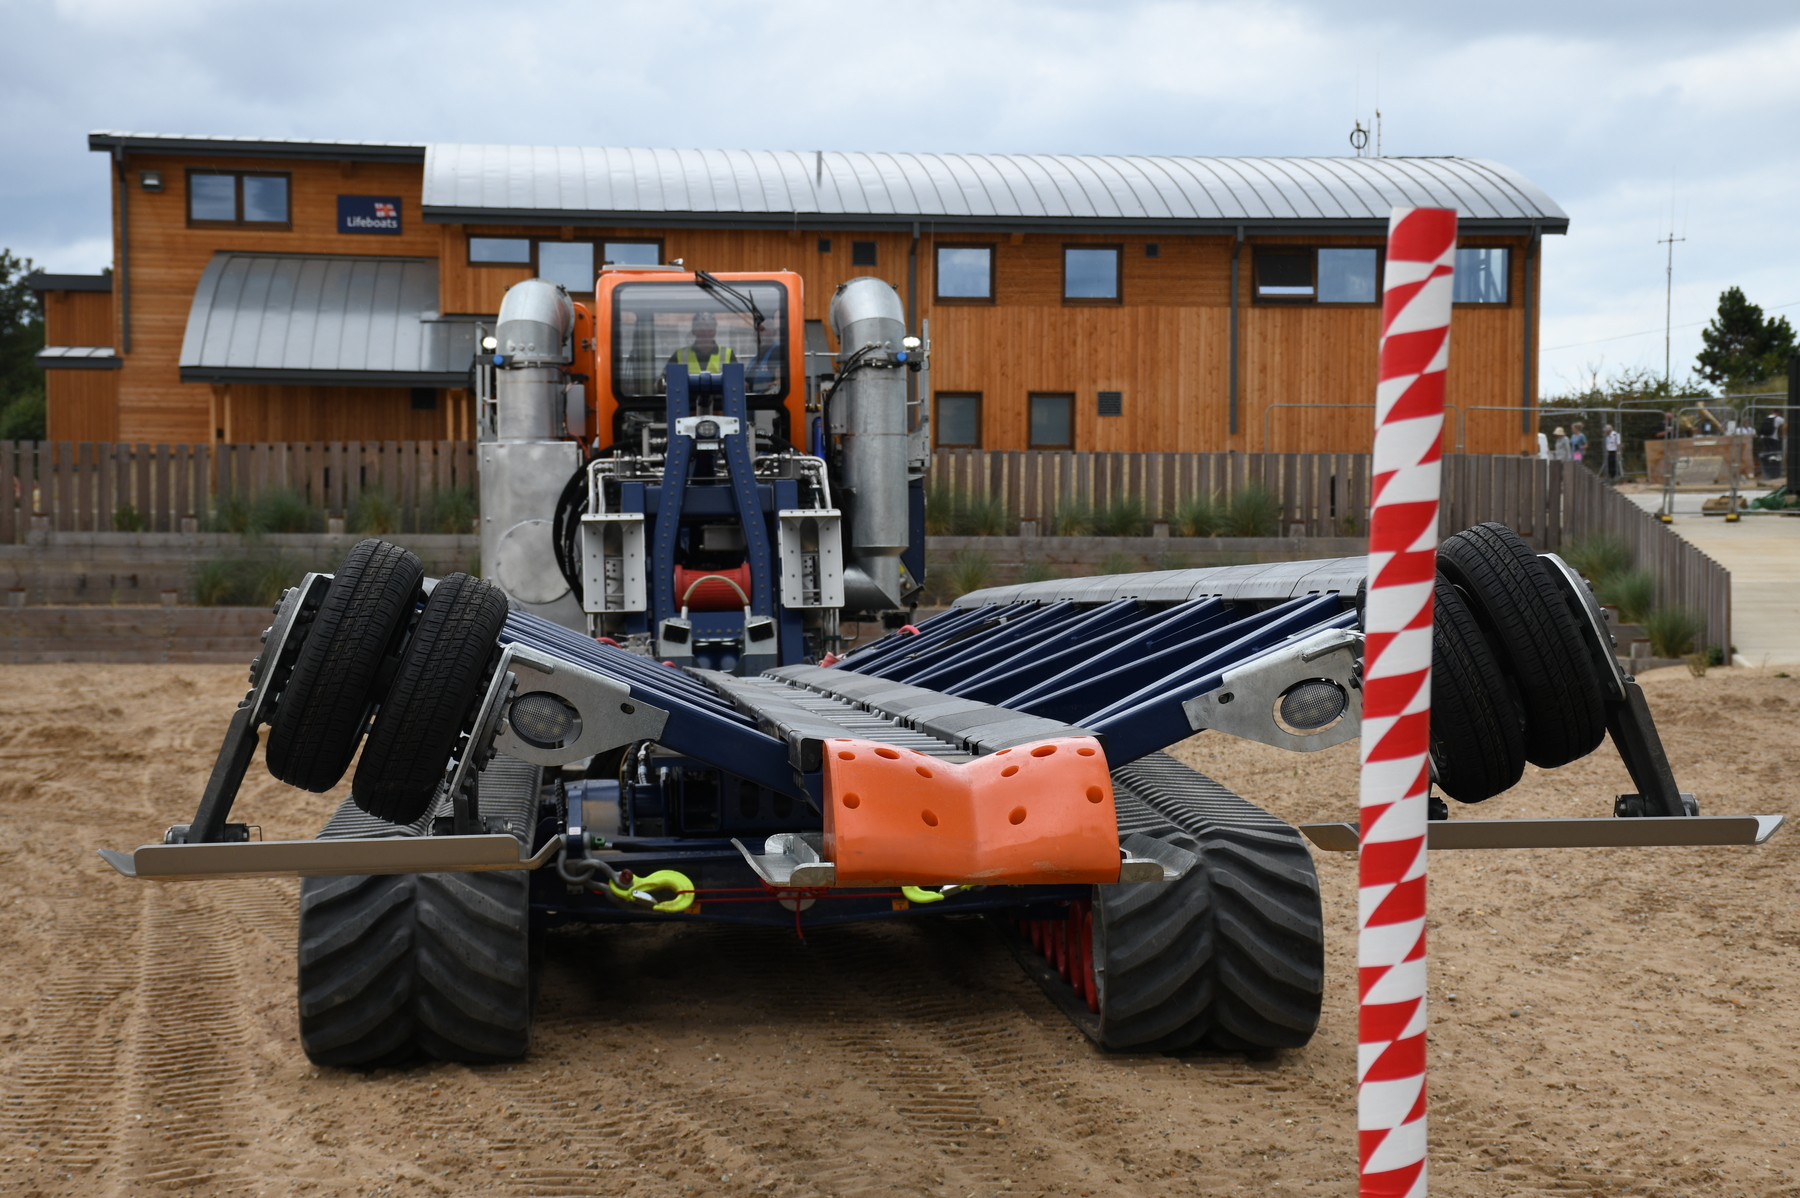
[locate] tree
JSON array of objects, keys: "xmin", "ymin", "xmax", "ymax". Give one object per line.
[
  {"xmin": 0, "ymin": 249, "xmax": 46, "ymax": 440},
  {"xmin": 1695, "ymin": 286, "xmax": 1796, "ymax": 388}
]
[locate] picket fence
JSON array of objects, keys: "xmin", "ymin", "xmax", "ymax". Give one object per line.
[
  {"xmin": 1, "ymin": 441, "xmax": 1729, "ymax": 651},
  {"xmin": 929, "ymin": 448, "xmax": 1731, "ymax": 651},
  {"xmin": 0, "ymin": 441, "xmax": 478, "ymax": 539}
]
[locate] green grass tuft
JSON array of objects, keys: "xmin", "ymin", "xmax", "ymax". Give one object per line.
[
  {"xmin": 1644, "ymin": 606, "xmax": 1704, "ymax": 659},
  {"xmin": 1596, "ymin": 569, "xmax": 1657, "ymax": 625},
  {"xmin": 1221, "ymin": 483, "xmax": 1280, "ymax": 537},
  {"xmin": 1174, "ymin": 494, "xmax": 1223, "ymax": 537},
  {"xmin": 419, "ymin": 487, "xmax": 478, "ymax": 534},
  {"xmin": 945, "ymin": 549, "xmax": 996, "ymax": 598},
  {"xmin": 1562, "ymin": 533, "xmax": 1633, "ymax": 584},
  {"xmin": 347, "ymin": 488, "xmax": 403, "ymax": 535}
]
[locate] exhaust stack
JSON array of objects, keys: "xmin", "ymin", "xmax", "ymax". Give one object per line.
[
  {"xmin": 480, "ymin": 279, "xmax": 583, "ymax": 627},
  {"xmin": 828, "ymin": 278, "xmax": 910, "ymax": 612}
]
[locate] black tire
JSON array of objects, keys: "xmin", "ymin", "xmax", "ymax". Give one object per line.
[
  {"xmin": 297, "ymin": 756, "xmax": 543, "ymax": 1067},
  {"xmin": 266, "ymin": 539, "xmax": 423, "ymax": 792},
  {"xmin": 1430, "ymin": 575, "xmax": 1526, "ymax": 803},
  {"xmin": 1001, "ymin": 753, "xmax": 1324, "ymax": 1053},
  {"xmin": 352, "ymin": 573, "xmax": 508, "ymax": 824},
  {"xmin": 298, "ymin": 870, "xmax": 532, "ymax": 1067},
  {"xmin": 1436, "ymin": 522, "xmax": 1606, "ymax": 769}
]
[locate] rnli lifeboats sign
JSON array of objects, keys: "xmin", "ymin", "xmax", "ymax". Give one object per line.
[{"xmin": 338, "ymin": 196, "xmax": 402, "ymax": 235}]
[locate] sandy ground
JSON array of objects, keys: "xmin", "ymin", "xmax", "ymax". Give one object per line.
[{"xmin": 0, "ymin": 662, "xmax": 1797, "ymax": 1198}]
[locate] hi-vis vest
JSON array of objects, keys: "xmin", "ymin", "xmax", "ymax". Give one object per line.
[{"xmin": 680, "ymin": 346, "xmax": 735, "ymax": 373}]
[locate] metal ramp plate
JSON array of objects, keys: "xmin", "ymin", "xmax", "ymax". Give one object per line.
[
  {"xmin": 99, "ymin": 834, "xmax": 560, "ymax": 881},
  {"xmin": 1301, "ymin": 814, "xmax": 1786, "ymax": 852}
]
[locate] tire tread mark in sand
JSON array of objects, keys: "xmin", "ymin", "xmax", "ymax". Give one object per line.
[
  {"xmin": 0, "ymin": 904, "xmax": 133, "ymax": 1184},
  {"xmin": 119, "ymin": 888, "xmax": 256, "ymax": 1192}
]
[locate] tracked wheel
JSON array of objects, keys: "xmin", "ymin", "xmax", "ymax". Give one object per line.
[
  {"xmin": 1002, "ymin": 752, "xmax": 1324, "ymax": 1053},
  {"xmin": 266, "ymin": 538, "xmax": 423, "ymax": 792},
  {"xmin": 297, "ymin": 756, "xmax": 542, "ymax": 1067}
]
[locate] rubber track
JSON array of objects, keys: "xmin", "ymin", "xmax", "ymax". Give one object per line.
[
  {"xmin": 1436, "ymin": 522, "xmax": 1606, "ymax": 769},
  {"xmin": 353, "ymin": 572, "xmax": 508, "ymax": 824},
  {"xmin": 1430, "ymin": 575, "xmax": 1527, "ymax": 803},
  {"xmin": 297, "ymin": 756, "xmax": 540, "ymax": 1066},
  {"xmin": 1006, "ymin": 752, "xmax": 1324, "ymax": 1053},
  {"xmin": 266, "ymin": 538, "xmax": 423, "ymax": 792}
]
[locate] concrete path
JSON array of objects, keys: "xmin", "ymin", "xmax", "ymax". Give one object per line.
[{"xmin": 1621, "ymin": 487, "xmax": 1800, "ymax": 665}]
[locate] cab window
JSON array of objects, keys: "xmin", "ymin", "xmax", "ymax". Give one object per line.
[{"xmin": 611, "ymin": 280, "xmax": 789, "ymax": 404}]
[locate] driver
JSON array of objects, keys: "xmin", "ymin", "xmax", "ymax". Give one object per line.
[{"xmin": 667, "ymin": 312, "xmax": 735, "ymax": 377}]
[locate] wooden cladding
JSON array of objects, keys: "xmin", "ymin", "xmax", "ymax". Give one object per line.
[
  {"xmin": 97, "ymin": 144, "xmax": 1541, "ymax": 454},
  {"xmin": 0, "ymin": 441, "xmax": 477, "ymax": 540}
]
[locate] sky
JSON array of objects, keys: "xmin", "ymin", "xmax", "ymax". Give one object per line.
[{"xmin": 4, "ymin": 0, "xmax": 1797, "ymax": 397}]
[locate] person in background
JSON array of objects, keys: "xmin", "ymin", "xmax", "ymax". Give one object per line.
[
  {"xmin": 1552, "ymin": 426, "xmax": 1573, "ymax": 462},
  {"xmin": 1603, "ymin": 424, "xmax": 1623, "ymax": 482},
  {"xmin": 745, "ymin": 321, "xmax": 785, "ymax": 392},
  {"xmin": 1569, "ymin": 421, "xmax": 1587, "ymax": 462}
]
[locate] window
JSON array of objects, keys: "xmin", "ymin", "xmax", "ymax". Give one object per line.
[
  {"xmin": 1317, "ymin": 248, "xmax": 1379, "ymax": 303},
  {"xmin": 469, "ymin": 237, "xmax": 532, "ymax": 264},
  {"xmin": 1097, "ymin": 391, "xmax": 1123, "ymax": 417},
  {"xmin": 538, "ymin": 242, "xmax": 596, "ymax": 293},
  {"xmin": 1254, "ymin": 247, "xmax": 1382, "ymax": 304},
  {"xmin": 469, "ymin": 236, "xmax": 662, "ymax": 293},
  {"xmin": 603, "ymin": 241, "xmax": 661, "ymax": 267},
  {"xmin": 1029, "ymin": 393, "xmax": 1074, "ymax": 449},
  {"xmin": 610, "ymin": 279, "xmax": 791, "ymax": 403},
  {"xmin": 935, "ymin": 393, "xmax": 981, "ymax": 447},
  {"xmin": 817, "ymin": 238, "xmax": 832, "ymax": 254},
  {"xmin": 1454, "ymin": 247, "xmax": 1510, "ymax": 304},
  {"xmin": 851, "ymin": 241, "xmax": 878, "ymax": 266},
  {"xmin": 410, "ymin": 387, "xmax": 438, "ymax": 411},
  {"xmin": 186, "ymin": 170, "xmax": 290, "ymax": 228},
  {"xmin": 1063, "ymin": 246, "xmax": 1121, "ymax": 302},
  {"xmin": 1144, "ymin": 243, "xmax": 1159, "ymax": 258},
  {"xmin": 935, "ymin": 245, "xmax": 994, "ymax": 301}
]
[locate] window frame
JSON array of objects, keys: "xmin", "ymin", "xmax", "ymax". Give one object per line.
[
  {"xmin": 1251, "ymin": 246, "xmax": 1386, "ymax": 307},
  {"xmin": 1028, "ymin": 392, "xmax": 1076, "ymax": 450},
  {"xmin": 933, "ymin": 391, "xmax": 983, "ymax": 448},
  {"xmin": 933, "ymin": 243, "xmax": 997, "ymax": 304},
  {"xmin": 851, "ymin": 240, "xmax": 879, "ymax": 267},
  {"xmin": 185, "ymin": 169, "xmax": 293, "ymax": 230},
  {"xmin": 466, "ymin": 235, "xmax": 665, "ymax": 295},
  {"xmin": 1062, "ymin": 244, "xmax": 1124, "ymax": 305},
  {"xmin": 1451, "ymin": 244, "xmax": 1513, "ymax": 307}
]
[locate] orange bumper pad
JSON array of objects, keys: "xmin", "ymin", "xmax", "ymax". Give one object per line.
[{"xmin": 822, "ymin": 736, "xmax": 1120, "ymax": 886}]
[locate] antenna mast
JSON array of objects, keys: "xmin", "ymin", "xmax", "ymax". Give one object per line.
[{"xmin": 1657, "ymin": 229, "xmax": 1686, "ymax": 386}]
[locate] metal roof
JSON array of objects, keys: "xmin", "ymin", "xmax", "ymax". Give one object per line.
[
  {"xmin": 178, "ymin": 254, "xmax": 471, "ymax": 386},
  {"xmin": 420, "ymin": 147, "xmax": 1567, "ymax": 234},
  {"xmin": 89, "ymin": 131, "xmax": 425, "ymax": 164},
  {"xmin": 36, "ymin": 346, "xmax": 119, "ymax": 370},
  {"xmin": 25, "ymin": 272, "xmax": 111, "ymax": 293}
]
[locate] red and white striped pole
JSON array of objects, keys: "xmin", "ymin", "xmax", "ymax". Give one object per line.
[{"xmin": 1358, "ymin": 206, "xmax": 1457, "ymax": 1198}]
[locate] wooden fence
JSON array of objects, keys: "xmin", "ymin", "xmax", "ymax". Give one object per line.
[
  {"xmin": 930, "ymin": 449, "xmax": 1732, "ymax": 651},
  {"xmin": 0, "ymin": 441, "xmax": 478, "ymax": 539}
]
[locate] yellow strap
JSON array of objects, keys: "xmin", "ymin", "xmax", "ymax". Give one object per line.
[{"xmin": 608, "ymin": 869, "xmax": 696, "ymax": 914}]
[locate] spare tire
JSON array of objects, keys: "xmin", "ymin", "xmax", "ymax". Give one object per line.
[
  {"xmin": 1430, "ymin": 575, "xmax": 1526, "ymax": 802},
  {"xmin": 267, "ymin": 539, "xmax": 423, "ymax": 792},
  {"xmin": 1436, "ymin": 523, "xmax": 1606, "ymax": 769},
  {"xmin": 352, "ymin": 572, "xmax": 509, "ymax": 824}
]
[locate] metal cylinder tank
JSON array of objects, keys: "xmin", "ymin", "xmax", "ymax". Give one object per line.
[
  {"xmin": 481, "ymin": 279, "xmax": 582, "ymax": 629},
  {"xmin": 828, "ymin": 279, "xmax": 909, "ymax": 589}
]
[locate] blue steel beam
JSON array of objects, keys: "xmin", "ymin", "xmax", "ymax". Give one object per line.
[
  {"xmin": 995, "ymin": 599, "xmax": 1236, "ymax": 713},
  {"xmin": 1081, "ymin": 602, "xmax": 1357, "ymax": 764},
  {"xmin": 895, "ymin": 601, "xmax": 1081, "ymax": 688},
  {"xmin": 943, "ymin": 600, "xmax": 1150, "ymax": 703}
]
